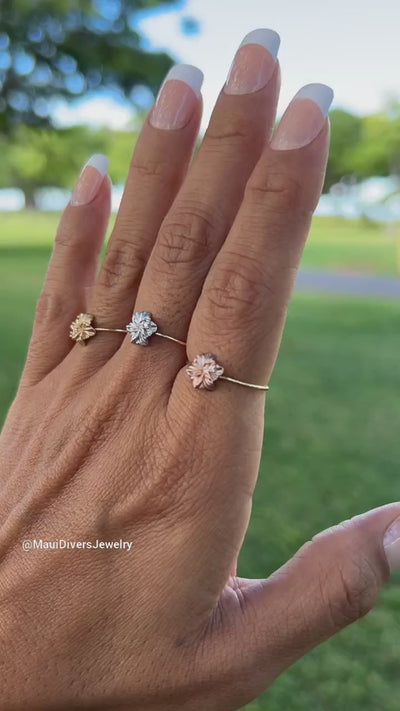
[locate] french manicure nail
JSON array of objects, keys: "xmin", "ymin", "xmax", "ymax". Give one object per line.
[
  {"xmin": 383, "ymin": 516, "xmax": 400, "ymax": 571},
  {"xmin": 71, "ymin": 154, "xmax": 109, "ymax": 206},
  {"xmin": 270, "ymin": 83, "xmax": 334, "ymax": 151},
  {"xmin": 225, "ymin": 29, "xmax": 280, "ymax": 96},
  {"xmin": 150, "ymin": 64, "xmax": 203, "ymax": 130}
]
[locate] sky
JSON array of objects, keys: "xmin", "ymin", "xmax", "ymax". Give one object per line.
[{"xmin": 54, "ymin": 0, "xmax": 400, "ymax": 132}]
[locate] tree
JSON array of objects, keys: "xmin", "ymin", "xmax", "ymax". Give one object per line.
[
  {"xmin": 0, "ymin": 0, "xmax": 179, "ymax": 132},
  {"xmin": 325, "ymin": 109, "xmax": 363, "ymax": 189},
  {"xmin": 350, "ymin": 108, "xmax": 400, "ymax": 179},
  {"xmin": 325, "ymin": 104, "xmax": 400, "ymax": 190},
  {"xmin": 0, "ymin": 124, "xmax": 142, "ymax": 207},
  {"xmin": 0, "ymin": 124, "xmax": 108, "ymax": 206}
]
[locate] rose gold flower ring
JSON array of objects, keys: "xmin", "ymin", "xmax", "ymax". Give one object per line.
[
  {"xmin": 69, "ymin": 312, "xmax": 186, "ymax": 347},
  {"xmin": 186, "ymin": 354, "xmax": 269, "ymax": 392}
]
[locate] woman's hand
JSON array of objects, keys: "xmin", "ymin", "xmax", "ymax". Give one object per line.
[{"xmin": 1, "ymin": 29, "xmax": 399, "ymax": 711}]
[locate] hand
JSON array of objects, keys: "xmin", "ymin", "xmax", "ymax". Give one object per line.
[{"xmin": 1, "ymin": 30, "xmax": 399, "ymax": 711}]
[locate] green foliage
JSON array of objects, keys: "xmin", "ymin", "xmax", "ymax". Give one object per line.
[
  {"xmin": 0, "ymin": 0, "xmax": 178, "ymax": 131},
  {"xmin": 0, "ymin": 125, "xmax": 137, "ymax": 204},
  {"xmin": 107, "ymin": 130, "xmax": 138, "ymax": 183},
  {"xmin": 351, "ymin": 109, "xmax": 400, "ymax": 178},
  {"xmin": 325, "ymin": 109, "xmax": 363, "ymax": 188},
  {"xmin": 326, "ymin": 103, "xmax": 400, "ymax": 188}
]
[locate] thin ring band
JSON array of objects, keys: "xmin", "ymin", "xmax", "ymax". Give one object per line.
[
  {"xmin": 70, "ymin": 316, "xmax": 269, "ymax": 392},
  {"xmin": 186, "ymin": 354, "xmax": 269, "ymax": 392},
  {"xmin": 95, "ymin": 326, "xmax": 186, "ymax": 347},
  {"xmin": 219, "ymin": 375, "xmax": 269, "ymax": 391}
]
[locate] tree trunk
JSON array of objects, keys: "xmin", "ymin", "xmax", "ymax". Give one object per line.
[{"xmin": 24, "ymin": 188, "xmax": 37, "ymax": 209}]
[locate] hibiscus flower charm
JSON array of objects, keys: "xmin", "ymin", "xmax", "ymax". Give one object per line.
[
  {"xmin": 186, "ymin": 354, "xmax": 224, "ymax": 390},
  {"xmin": 126, "ymin": 311, "xmax": 158, "ymax": 346},
  {"xmin": 69, "ymin": 313, "xmax": 96, "ymax": 345}
]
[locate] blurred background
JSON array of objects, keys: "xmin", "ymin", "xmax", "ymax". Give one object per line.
[{"xmin": 0, "ymin": 1, "xmax": 399, "ymax": 709}]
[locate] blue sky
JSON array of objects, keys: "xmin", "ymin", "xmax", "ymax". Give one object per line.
[{"xmin": 54, "ymin": 0, "xmax": 400, "ymax": 132}]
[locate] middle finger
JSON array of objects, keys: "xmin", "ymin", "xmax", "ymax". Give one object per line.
[{"xmin": 132, "ymin": 29, "xmax": 281, "ymax": 353}]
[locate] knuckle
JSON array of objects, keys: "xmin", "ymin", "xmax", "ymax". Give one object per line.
[
  {"xmin": 54, "ymin": 213, "xmax": 84, "ymax": 248},
  {"xmin": 74, "ymin": 381, "xmax": 133, "ymax": 455},
  {"xmin": 204, "ymin": 119, "xmax": 253, "ymax": 148},
  {"xmin": 203, "ymin": 255, "xmax": 272, "ymax": 333},
  {"xmin": 142, "ymin": 409, "xmax": 214, "ymax": 519},
  {"xmin": 154, "ymin": 206, "xmax": 218, "ymax": 274},
  {"xmin": 98, "ymin": 236, "xmax": 146, "ymax": 290},
  {"xmin": 34, "ymin": 289, "xmax": 58, "ymax": 324},
  {"xmin": 324, "ymin": 555, "xmax": 380, "ymax": 630},
  {"xmin": 55, "ymin": 216, "xmax": 92, "ymax": 249},
  {"xmin": 54, "ymin": 227, "xmax": 73, "ymax": 250},
  {"xmin": 129, "ymin": 154, "xmax": 167, "ymax": 179},
  {"xmin": 246, "ymin": 172, "xmax": 306, "ymax": 216},
  {"xmin": 116, "ymin": 425, "xmax": 194, "ymax": 520},
  {"xmin": 34, "ymin": 289, "xmax": 71, "ymax": 325}
]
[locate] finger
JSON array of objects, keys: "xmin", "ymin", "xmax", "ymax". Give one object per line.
[
  {"xmin": 166, "ymin": 87, "xmax": 333, "ymax": 597},
  {"xmin": 186, "ymin": 84, "xmax": 334, "ymax": 390},
  {"xmin": 23, "ymin": 155, "xmax": 111, "ymax": 386},
  {"xmin": 133, "ymin": 30, "xmax": 281, "ymax": 355},
  {"xmin": 204, "ymin": 503, "xmax": 400, "ymax": 709},
  {"xmin": 88, "ymin": 65, "xmax": 203, "ymax": 364}
]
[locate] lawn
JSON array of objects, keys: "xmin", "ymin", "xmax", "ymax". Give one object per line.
[
  {"xmin": 0, "ymin": 213, "xmax": 400, "ymax": 710},
  {"xmin": 1, "ymin": 211, "xmax": 400, "ymax": 274}
]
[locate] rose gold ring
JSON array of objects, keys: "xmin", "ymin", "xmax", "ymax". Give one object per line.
[{"xmin": 186, "ymin": 354, "xmax": 269, "ymax": 392}]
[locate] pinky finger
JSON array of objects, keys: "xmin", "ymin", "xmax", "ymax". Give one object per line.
[{"xmin": 23, "ymin": 154, "xmax": 111, "ymax": 386}]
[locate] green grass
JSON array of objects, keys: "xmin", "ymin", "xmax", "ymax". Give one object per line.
[
  {"xmin": 1, "ymin": 213, "xmax": 400, "ymax": 710},
  {"xmin": 1, "ymin": 211, "xmax": 399, "ymax": 274},
  {"xmin": 303, "ymin": 217, "xmax": 399, "ymax": 275},
  {"xmin": 240, "ymin": 295, "xmax": 400, "ymax": 710}
]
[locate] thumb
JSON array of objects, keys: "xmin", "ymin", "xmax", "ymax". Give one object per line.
[{"xmin": 206, "ymin": 503, "xmax": 400, "ymax": 708}]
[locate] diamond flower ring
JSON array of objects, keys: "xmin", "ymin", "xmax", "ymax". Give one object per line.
[
  {"xmin": 69, "ymin": 312, "xmax": 186, "ymax": 347},
  {"xmin": 126, "ymin": 311, "xmax": 157, "ymax": 346}
]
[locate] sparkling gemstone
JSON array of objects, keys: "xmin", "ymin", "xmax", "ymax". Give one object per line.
[{"xmin": 126, "ymin": 311, "xmax": 157, "ymax": 346}]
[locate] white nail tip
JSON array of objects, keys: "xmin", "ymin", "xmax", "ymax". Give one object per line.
[
  {"xmin": 295, "ymin": 84, "xmax": 334, "ymax": 117},
  {"xmin": 84, "ymin": 154, "xmax": 109, "ymax": 176},
  {"xmin": 164, "ymin": 64, "xmax": 204, "ymax": 97},
  {"xmin": 239, "ymin": 29, "xmax": 281, "ymax": 60}
]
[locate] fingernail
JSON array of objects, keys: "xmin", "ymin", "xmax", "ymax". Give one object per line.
[
  {"xmin": 383, "ymin": 516, "xmax": 400, "ymax": 571},
  {"xmin": 150, "ymin": 64, "xmax": 203, "ymax": 130},
  {"xmin": 71, "ymin": 154, "xmax": 109, "ymax": 206},
  {"xmin": 225, "ymin": 29, "xmax": 280, "ymax": 95},
  {"xmin": 270, "ymin": 83, "xmax": 334, "ymax": 151}
]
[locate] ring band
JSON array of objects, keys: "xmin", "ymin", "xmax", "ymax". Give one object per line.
[
  {"xmin": 69, "ymin": 312, "xmax": 186, "ymax": 347},
  {"xmin": 70, "ymin": 316, "xmax": 269, "ymax": 392},
  {"xmin": 186, "ymin": 353, "xmax": 269, "ymax": 392}
]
